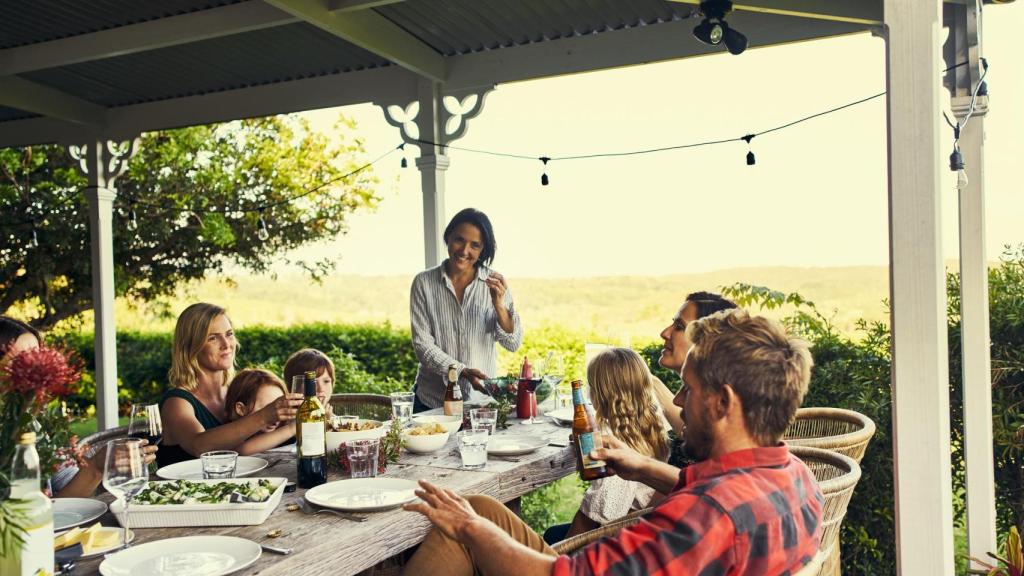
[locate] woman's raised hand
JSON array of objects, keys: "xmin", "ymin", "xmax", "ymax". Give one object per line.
[
  {"xmin": 261, "ymin": 393, "xmax": 304, "ymax": 426},
  {"xmin": 484, "ymin": 271, "xmax": 508, "ymax": 306}
]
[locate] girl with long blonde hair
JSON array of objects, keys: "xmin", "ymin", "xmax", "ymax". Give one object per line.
[
  {"xmin": 544, "ymin": 347, "xmax": 670, "ymax": 544},
  {"xmin": 159, "ymin": 303, "xmax": 303, "ymax": 466}
]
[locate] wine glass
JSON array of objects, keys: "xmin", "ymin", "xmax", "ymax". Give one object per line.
[
  {"xmin": 542, "ymin": 353, "xmax": 566, "ymax": 412},
  {"xmin": 103, "ymin": 438, "xmax": 148, "ymax": 549},
  {"xmin": 128, "ymin": 403, "xmax": 162, "ymax": 446},
  {"xmin": 520, "ymin": 377, "xmax": 542, "ymax": 425}
]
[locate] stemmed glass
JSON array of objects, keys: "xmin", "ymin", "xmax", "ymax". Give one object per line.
[
  {"xmin": 520, "ymin": 377, "xmax": 543, "ymax": 425},
  {"xmin": 103, "ymin": 438, "xmax": 148, "ymax": 549},
  {"xmin": 542, "ymin": 353, "xmax": 566, "ymax": 412},
  {"xmin": 128, "ymin": 403, "xmax": 162, "ymax": 445}
]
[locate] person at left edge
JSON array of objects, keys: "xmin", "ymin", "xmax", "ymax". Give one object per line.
[{"xmin": 410, "ymin": 208, "xmax": 523, "ymax": 412}]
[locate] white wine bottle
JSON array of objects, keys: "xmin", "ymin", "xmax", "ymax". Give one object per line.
[
  {"xmin": 443, "ymin": 364, "xmax": 463, "ymax": 417},
  {"xmin": 296, "ymin": 370, "xmax": 327, "ymax": 488},
  {"xmin": 0, "ymin": 432, "xmax": 53, "ymax": 576}
]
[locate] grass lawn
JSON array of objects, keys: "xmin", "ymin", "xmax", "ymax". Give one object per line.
[{"xmin": 70, "ymin": 416, "xmax": 130, "ymax": 438}]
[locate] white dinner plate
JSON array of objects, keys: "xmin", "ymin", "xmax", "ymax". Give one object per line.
[
  {"xmin": 156, "ymin": 456, "xmax": 268, "ymax": 480},
  {"xmin": 53, "ymin": 498, "xmax": 108, "ymax": 532},
  {"xmin": 305, "ymin": 478, "xmax": 419, "ymax": 512},
  {"xmin": 56, "ymin": 527, "xmax": 135, "ymax": 559},
  {"xmin": 487, "ymin": 435, "xmax": 548, "ymax": 456},
  {"xmin": 548, "ymin": 407, "xmax": 574, "ymax": 425},
  {"xmin": 99, "ymin": 535, "xmax": 261, "ymax": 576}
]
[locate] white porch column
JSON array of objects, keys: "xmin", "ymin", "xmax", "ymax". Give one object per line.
[
  {"xmin": 377, "ymin": 81, "xmax": 493, "ymax": 269},
  {"xmin": 416, "ymin": 153, "xmax": 450, "ymax": 268},
  {"xmin": 884, "ymin": 1, "xmax": 955, "ymax": 574},
  {"xmin": 72, "ymin": 140, "xmax": 137, "ymax": 431},
  {"xmin": 954, "ymin": 93, "xmax": 996, "ymax": 565}
]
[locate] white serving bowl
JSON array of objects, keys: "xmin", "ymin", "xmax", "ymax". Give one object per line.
[
  {"xmin": 401, "ymin": 429, "xmax": 451, "ymax": 454},
  {"xmin": 410, "ymin": 414, "xmax": 463, "ymax": 435},
  {"xmin": 325, "ymin": 419, "xmax": 389, "ymax": 453}
]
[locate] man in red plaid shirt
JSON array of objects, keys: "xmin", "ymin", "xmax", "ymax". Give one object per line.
[{"xmin": 403, "ymin": 309, "xmax": 823, "ymax": 575}]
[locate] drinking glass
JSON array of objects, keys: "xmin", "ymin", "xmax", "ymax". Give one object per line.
[
  {"xmin": 128, "ymin": 403, "xmax": 162, "ymax": 446},
  {"xmin": 470, "ymin": 408, "xmax": 497, "ymax": 435},
  {"xmin": 520, "ymin": 378, "xmax": 542, "ymax": 425},
  {"xmin": 103, "ymin": 439, "xmax": 148, "ymax": 549},
  {"xmin": 346, "ymin": 439, "xmax": 379, "ymax": 479},
  {"xmin": 201, "ymin": 450, "xmax": 238, "ymax": 479},
  {"xmin": 390, "ymin": 392, "xmax": 414, "ymax": 424},
  {"xmin": 291, "ymin": 375, "xmax": 306, "ymax": 395},
  {"xmin": 458, "ymin": 429, "xmax": 488, "ymax": 469}
]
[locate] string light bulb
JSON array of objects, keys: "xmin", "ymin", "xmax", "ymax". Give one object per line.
[
  {"xmin": 30, "ymin": 227, "xmax": 39, "ymax": 248},
  {"xmin": 127, "ymin": 208, "xmax": 138, "ymax": 231},
  {"xmin": 540, "ymin": 157, "xmax": 550, "ymax": 186},
  {"xmin": 399, "ymin": 143, "xmax": 408, "ymax": 168},
  {"xmin": 742, "ymin": 134, "xmax": 755, "ymax": 166},
  {"xmin": 257, "ymin": 212, "xmax": 270, "ymax": 241},
  {"xmin": 950, "ymin": 147, "xmax": 968, "ymax": 191}
]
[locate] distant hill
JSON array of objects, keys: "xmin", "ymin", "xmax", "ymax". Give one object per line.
[{"xmin": 106, "ymin": 266, "xmax": 891, "ymax": 341}]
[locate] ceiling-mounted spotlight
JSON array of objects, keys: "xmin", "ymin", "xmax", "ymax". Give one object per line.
[{"xmin": 693, "ymin": 0, "xmax": 747, "ymax": 55}]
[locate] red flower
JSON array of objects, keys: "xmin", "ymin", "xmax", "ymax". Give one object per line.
[{"xmin": 0, "ymin": 345, "xmax": 82, "ymax": 403}]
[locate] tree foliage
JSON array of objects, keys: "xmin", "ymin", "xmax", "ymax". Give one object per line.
[{"xmin": 0, "ymin": 115, "xmax": 379, "ymax": 328}]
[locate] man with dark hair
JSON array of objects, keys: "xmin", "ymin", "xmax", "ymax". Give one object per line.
[{"xmin": 401, "ymin": 309, "xmax": 823, "ymax": 576}]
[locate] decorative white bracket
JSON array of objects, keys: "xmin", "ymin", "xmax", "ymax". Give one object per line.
[
  {"xmin": 68, "ymin": 138, "xmax": 140, "ymax": 188},
  {"xmin": 378, "ymin": 86, "xmax": 493, "ymax": 151}
]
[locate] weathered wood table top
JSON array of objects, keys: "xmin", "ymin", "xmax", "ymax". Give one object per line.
[{"xmin": 75, "ymin": 414, "xmax": 575, "ymax": 576}]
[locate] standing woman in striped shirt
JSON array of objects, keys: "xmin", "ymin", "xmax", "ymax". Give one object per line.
[{"xmin": 409, "ymin": 208, "xmax": 524, "ymax": 412}]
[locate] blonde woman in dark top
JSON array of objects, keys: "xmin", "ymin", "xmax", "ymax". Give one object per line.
[{"xmin": 158, "ymin": 303, "xmax": 303, "ymax": 466}]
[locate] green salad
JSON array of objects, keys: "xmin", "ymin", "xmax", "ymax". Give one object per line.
[{"xmin": 133, "ymin": 479, "xmax": 276, "ymax": 505}]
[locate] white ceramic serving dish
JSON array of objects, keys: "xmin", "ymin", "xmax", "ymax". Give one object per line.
[
  {"xmin": 411, "ymin": 414, "xmax": 463, "ymax": 435},
  {"xmin": 326, "ymin": 418, "xmax": 389, "ymax": 453},
  {"xmin": 401, "ymin": 429, "xmax": 451, "ymax": 453},
  {"xmin": 109, "ymin": 477, "xmax": 286, "ymax": 528}
]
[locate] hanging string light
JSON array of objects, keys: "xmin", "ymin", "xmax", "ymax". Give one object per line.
[
  {"xmin": 257, "ymin": 210, "xmax": 270, "ymax": 241},
  {"xmin": 127, "ymin": 205, "xmax": 139, "ymax": 232},
  {"xmin": 943, "ymin": 57, "xmax": 988, "ymax": 192},
  {"xmin": 30, "ymin": 226, "xmax": 39, "ymax": 248},
  {"xmin": 741, "ymin": 134, "xmax": 755, "ymax": 165},
  {"xmin": 399, "ymin": 143, "xmax": 408, "ymax": 168},
  {"xmin": 539, "ymin": 157, "xmax": 550, "ymax": 186}
]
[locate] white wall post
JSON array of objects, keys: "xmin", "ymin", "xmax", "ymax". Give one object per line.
[
  {"xmin": 954, "ymin": 93, "xmax": 996, "ymax": 566},
  {"xmin": 72, "ymin": 140, "xmax": 137, "ymax": 431},
  {"xmin": 884, "ymin": 1, "xmax": 955, "ymax": 574}
]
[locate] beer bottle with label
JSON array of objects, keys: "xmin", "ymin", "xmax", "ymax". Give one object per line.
[
  {"xmin": 444, "ymin": 364, "xmax": 463, "ymax": 417},
  {"xmin": 571, "ymin": 379, "xmax": 610, "ymax": 481},
  {"xmin": 296, "ymin": 370, "xmax": 327, "ymax": 488}
]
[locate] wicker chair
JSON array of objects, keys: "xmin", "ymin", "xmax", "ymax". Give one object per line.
[
  {"xmin": 552, "ymin": 506, "xmax": 651, "ymax": 554},
  {"xmin": 79, "ymin": 425, "xmax": 129, "ymax": 454},
  {"xmin": 784, "ymin": 407, "xmax": 876, "ymax": 463},
  {"xmin": 329, "ymin": 393, "xmax": 393, "ymax": 421},
  {"xmin": 789, "ymin": 446, "xmax": 862, "ymax": 576}
]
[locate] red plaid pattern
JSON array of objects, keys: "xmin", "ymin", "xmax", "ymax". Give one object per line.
[{"xmin": 553, "ymin": 444, "xmax": 824, "ymax": 576}]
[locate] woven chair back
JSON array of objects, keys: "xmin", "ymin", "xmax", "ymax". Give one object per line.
[
  {"xmin": 329, "ymin": 393, "xmax": 393, "ymax": 421},
  {"xmin": 785, "ymin": 407, "xmax": 876, "ymax": 463}
]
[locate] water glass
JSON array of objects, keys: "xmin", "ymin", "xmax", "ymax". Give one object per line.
[
  {"xmin": 458, "ymin": 429, "xmax": 488, "ymax": 469},
  {"xmin": 470, "ymin": 408, "xmax": 497, "ymax": 435},
  {"xmin": 346, "ymin": 438, "xmax": 380, "ymax": 479},
  {"xmin": 103, "ymin": 438, "xmax": 148, "ymax": 549},
  {"xmin": 291, "ymin": 375, "xmax": 306, "ymax": 395},
  {"xmin": 390, "ymin": 392, "xmax": 414, "ymax": 423},
  {"xmin": 201, "ymin": 450, "xmax": 238, "ymax": 479}
]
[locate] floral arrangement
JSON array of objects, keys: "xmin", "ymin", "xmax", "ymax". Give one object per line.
[
  {"xmin": 0, "ymin": 345, "xmax": 83, "ymax": 556},
  {"xmin": 331, "ymin": 418, "xmax": 404, "ymax": 475}
]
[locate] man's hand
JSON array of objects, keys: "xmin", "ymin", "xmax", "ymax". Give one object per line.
[
  {"xmin": 592, "ymin": 435, "xmax": 682, "ymax": 494},
  {"xmin": 590, "ymin": 435, "xmax": 651, "ymax": 482},
  {"xmin": 403, "ymin": 480, "xmax": 483, "ymax": 541},
  {"xmin": 462, "ymin": 368, "xmax": 489, "ymax": 392}
]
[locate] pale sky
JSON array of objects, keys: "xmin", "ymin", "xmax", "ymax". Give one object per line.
[{"xmin": 290, "ymin": 7, "xmax": 1023, "ymax": 279}]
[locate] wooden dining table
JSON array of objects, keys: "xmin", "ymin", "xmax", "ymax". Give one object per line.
[{"xmin": 73, "ymin": 412, "xmax": 576, "ymax": 576}]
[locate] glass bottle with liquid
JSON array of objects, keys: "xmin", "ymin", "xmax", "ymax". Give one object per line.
[
  {"xmin": 444, "ymin": 364, "xmax": 463, "ymax": 417},
  {"xmin": 296, "ymin": 370, "xmax": 327, "ymax": 488},
  {"xmin": 571, "ymin": 380, "xmax": 611, "ymax": 481},
  {"xmin": 0, "ymin": 432, "xmax": 53, "ymax": 576}
]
